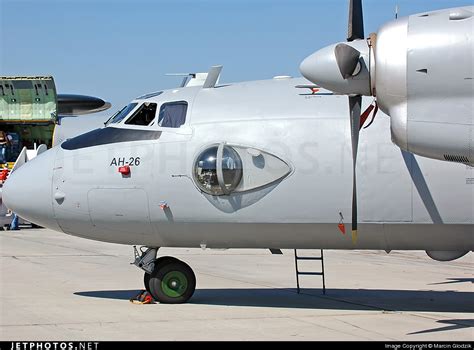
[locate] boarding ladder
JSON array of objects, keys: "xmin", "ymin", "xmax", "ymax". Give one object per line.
[{"xmin": 294, "ymin": 249, "xmax": 326, "ymax": 295}]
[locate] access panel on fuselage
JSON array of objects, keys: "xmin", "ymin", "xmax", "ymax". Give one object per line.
[{"xmin": 87, "ymin": 188, "xmax": 153, "ymax": 235}]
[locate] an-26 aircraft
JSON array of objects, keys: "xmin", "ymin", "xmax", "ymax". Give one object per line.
[{"xmin": 3, "ymin": 1, "xmax": 473, "ymax": 303}]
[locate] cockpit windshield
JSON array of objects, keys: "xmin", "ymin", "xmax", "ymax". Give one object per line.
[
  {"xmin": 106, "ymin": 103, "xmax": 138, "ymax": 125},
  {"xmin": 125, "ymin": 102, "xmax": 157, "ymax": 126}
]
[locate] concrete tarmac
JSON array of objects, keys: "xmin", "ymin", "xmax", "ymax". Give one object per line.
[{"xmin": 0, "ymin": 228, "xmax": 473, "ymax": 341}]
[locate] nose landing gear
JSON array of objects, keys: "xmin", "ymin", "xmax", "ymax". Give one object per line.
[
  {"xmin": 147, "ymin": 258, "xmax": 196, "ymax": 304},
  {"xmin": 133, "ymin": 246, "xmax": 196, "ymax": 304}
]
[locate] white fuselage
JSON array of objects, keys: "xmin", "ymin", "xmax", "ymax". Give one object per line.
[{"xmin": 4, "ymin": 77, "xmax": 473, "ymax": 251}]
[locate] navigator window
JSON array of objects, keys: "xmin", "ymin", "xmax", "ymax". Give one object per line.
[{"xmin": 157, "ymin": 101, "xmax": 188, "ymax": 128}]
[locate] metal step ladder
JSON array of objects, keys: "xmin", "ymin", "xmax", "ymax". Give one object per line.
[{"xmin": 294, "ymin": 249, "xmax": 326, "ymax": 295}]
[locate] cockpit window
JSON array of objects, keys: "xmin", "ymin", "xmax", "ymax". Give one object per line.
[
  {"xmin": 108, "ymin": 103, "xmax": 138, "ymax": 124},
  {"xmin": 157, "ymin": 101, "xmax": 188, "ymax": 128},
  {"xmin": 125, "ymin": 102, "xmax": 157, "ymax": 126}
]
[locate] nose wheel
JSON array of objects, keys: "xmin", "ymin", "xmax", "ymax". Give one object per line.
[
  {"xmin": 144, "ymin": 257, "xmax": 196, "ymax": 304},
  {"xmin": 134, "ymin": 247, "xmax": 196, "ymax": 304},
  {"xmin": 143, "ymin": 256, "xmax": 176, "ymax": 294}
]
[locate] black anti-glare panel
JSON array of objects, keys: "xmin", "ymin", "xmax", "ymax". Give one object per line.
[{"xmin": 61, "ymin": 127, "xmax": 161, "ymax": 150}]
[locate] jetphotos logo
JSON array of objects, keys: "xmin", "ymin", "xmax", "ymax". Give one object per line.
[{"xmin": 9, "ymin": 343, "xmax": 99, "ymax": 350}]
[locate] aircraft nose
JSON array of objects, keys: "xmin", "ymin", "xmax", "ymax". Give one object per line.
[{"xmin": 2, "ymin": 148, "xmax": 62, "ymax": 231}]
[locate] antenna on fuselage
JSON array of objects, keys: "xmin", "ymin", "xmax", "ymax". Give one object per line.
[
  {"xmin": 165, "ymin": 65, "xmax": 223, "ymax": 88},
  {"xmin": 202, "ymin": 65, "xmax": 223, "ymax": 89},
  {"xmin": 165, "ymin": 73, "xmax": 197, "ymax": 87}
]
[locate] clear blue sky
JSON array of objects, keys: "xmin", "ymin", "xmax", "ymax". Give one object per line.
[{"xmin": 1, "ymin": 0, "xmax": 472, "ymax": 112}]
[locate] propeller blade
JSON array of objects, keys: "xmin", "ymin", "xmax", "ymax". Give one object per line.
[
  {"xmin": 349, "ymin": 95, "xmax": 362, "ymax": 244},
  {"xmin": 335, "ymin": 44, "xmax": 361, "ymax": 79},
  {"xmin": 347, "ymin": 0, "xmax": 364, "ymax": 41},
  {"xmin": 57, "ymin": 94, "xmax": 111, "ymax": 116}
]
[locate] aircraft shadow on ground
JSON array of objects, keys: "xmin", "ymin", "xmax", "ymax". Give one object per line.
[
  {"xmin": 74, "ymin": 288, "xmax": 473, "ymax": 313},
  {"xmin": 408, "ymin": 319, "xmax": 474, "ymax": 335},
  {"xmin": 429, "ymin": 278, "xmax": 474, "ymax": 285}
]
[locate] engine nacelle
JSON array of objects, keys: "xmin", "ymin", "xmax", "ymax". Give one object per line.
[
  {"xmin": 376, "ymin": 7, "xmax": 473, "ymax": 165},
  {"xmin": 300, "ymin": 6, "xmax": 473, "ymax": 165},
  {"xmin": 426, "ymin": 250, "xmax": 469, "ymax": 262}
]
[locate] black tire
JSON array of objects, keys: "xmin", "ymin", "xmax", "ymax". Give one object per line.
[
  {"xmin": 143, "ymin": 256, "xmax": 178, "ymax": 293},
  {"xmin": 143, "ymin": 272, "xmax": 151, "ymax": 293},
  {"xmin": 148, "ymin": 260, "xmax": 196, "ymax": 304},
  {"xmin": 155, "ymin": 256, "xmax": 179, "ymax": 268}
]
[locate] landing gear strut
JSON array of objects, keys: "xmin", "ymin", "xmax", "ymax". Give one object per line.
[{"xmin": 133, "ymin": 246, "xmax": 196, "ymax": 304}]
